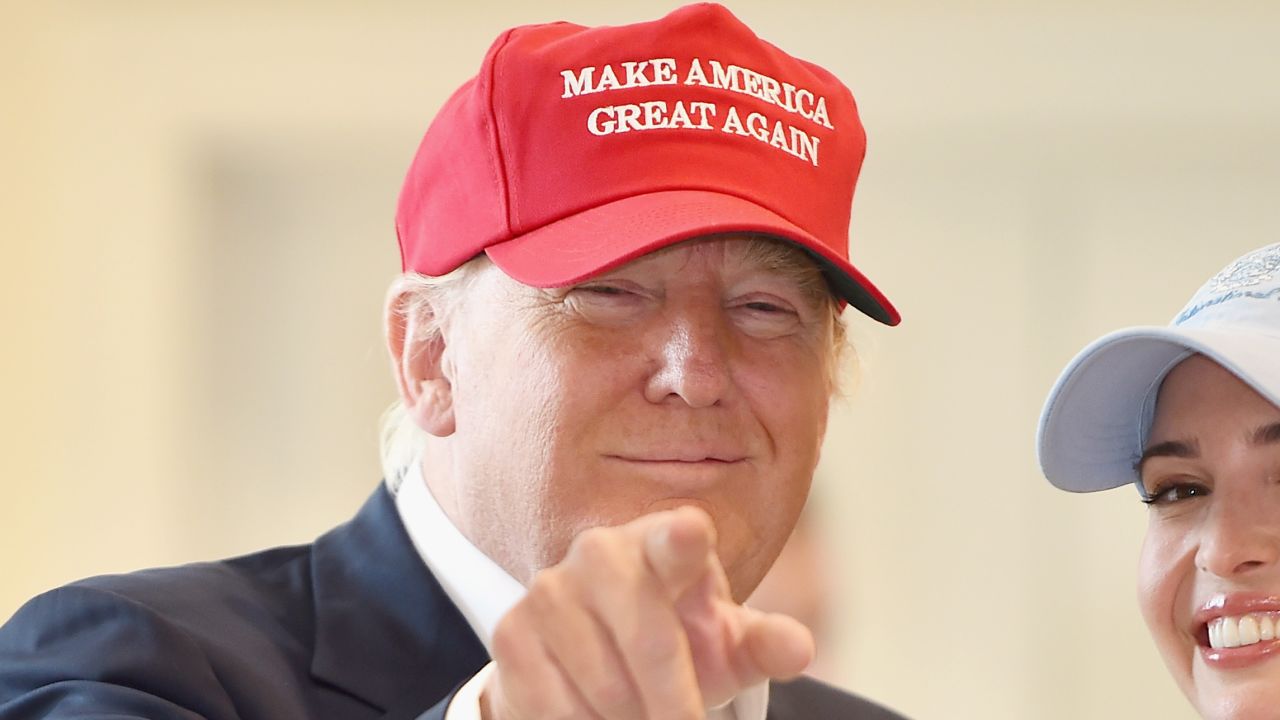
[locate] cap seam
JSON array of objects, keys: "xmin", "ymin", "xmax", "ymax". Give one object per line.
[{"xmin": 485, "ymin": 28, "xmax": 519, "ymax": 237}]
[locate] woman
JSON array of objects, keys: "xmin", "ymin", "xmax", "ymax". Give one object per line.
[{"xmin": 1038, "ymin": 242, "xmax": 1280, "ymax": 720}]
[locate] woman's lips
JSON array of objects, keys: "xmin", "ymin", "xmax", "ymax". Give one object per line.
[
  {"xmin": 1194, "ymin": 593, "xmax": 1280, "ymax": 670},
  {"xmin": 1199, "ymin": 635, "xmax": 1280, "ymax": 670}
]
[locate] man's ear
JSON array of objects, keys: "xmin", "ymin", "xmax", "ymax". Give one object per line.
[{"xmin": 385, "ymin": 288, "xmax": 456, "ymax": 437}]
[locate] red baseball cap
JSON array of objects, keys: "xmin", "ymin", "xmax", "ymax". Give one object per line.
[{"xmin": 395, "ymin": 2, "xmax": 899, "ymax": 325}]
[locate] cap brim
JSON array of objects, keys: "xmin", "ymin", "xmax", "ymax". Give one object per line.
[
  {"xmin": 483, "ymin": 189, "xmax": 899, "ymax": 326},
  {"xmin": 1037, "ymin": 326, "xmax": 1280, "ymax": 492}
]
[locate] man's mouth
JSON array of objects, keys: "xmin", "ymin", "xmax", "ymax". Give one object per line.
[
  {"xmin": 622, "ymin": 457, "xmax": 742, "ymax": 463},
  {"xmin": 607, "ymin": 450, "xmax": 748, "ymax": 463}
]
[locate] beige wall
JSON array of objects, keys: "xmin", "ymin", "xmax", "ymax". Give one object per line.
[{"xmin": 5, "ymin": 2, "xmax": 1280, "ymax": 718}]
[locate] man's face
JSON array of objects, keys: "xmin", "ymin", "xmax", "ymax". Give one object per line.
[
  {"xmin": 1137, "ymin": 354, "xmax": 1280, "ymax": 720},
  {"xmin": 435, "ymin": 236, "xmax": 835, "ymax": 601}
]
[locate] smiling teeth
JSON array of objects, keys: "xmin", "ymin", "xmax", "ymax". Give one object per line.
[{"xmin": 1209, "ymin": 614, "xmax": 1280, "ymax": 649}]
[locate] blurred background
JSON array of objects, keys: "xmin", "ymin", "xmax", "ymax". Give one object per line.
[{"xmin": 4, "ymin": 1, "xmax": 1280, "ymax": 717}]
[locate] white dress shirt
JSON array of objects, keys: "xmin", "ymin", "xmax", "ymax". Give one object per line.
[{"xmin": 392, "ymin": 462, "xmax": 768, "ymax": 720}]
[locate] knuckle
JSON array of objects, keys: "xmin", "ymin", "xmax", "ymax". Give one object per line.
[
  {"xmin": 661, "ymin": 707, "xmax": 699, "ymax": 720},
  {"xmin": 490, "ymin": 657, "xmax": 579, "ymax": 720},
  {"xmin": 629, "ymin": 624, "xmax": 684, "ymax": 665},
  {"xmin": 569, "ymin": 526, "xmax": 616, "ymax": 565},
  {"xmin": 490, "ymin": 616, "xmax": 521, "ymax": 663},
  {"xmin": 646, "ymin": 695, "xmax": 701, "ymax": 720},
  {"xmin": 515, "ymin": 687, "xmax": 572, "ymax": 720},
  {"xmin": 583, "ymin": 674, "xmax": 634, "ymax": 714},
  {"xmin": 524, "ymin": 569, "xmax": 568, "ymax": 615},
  {"xmin": 540, "ymin": 696, "xmax": 580, "ymax": 720}
]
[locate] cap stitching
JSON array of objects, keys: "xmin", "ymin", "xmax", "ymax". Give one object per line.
[
  {"xmin": 484, "ymin": 28, "xmax": 519, "ymax": 237},
  {"xmin": 1176, "ymin": 286, "xmax": 1280, "ymax": 325}
]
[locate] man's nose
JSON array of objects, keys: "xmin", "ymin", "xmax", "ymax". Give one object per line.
[
  {"xmin": 643, "ymin": 308, "xmax": 733, "ymax": 408},
  {"xmin": 1196, "ymin": 485, "xmax": 1280, "ymax": 578}
]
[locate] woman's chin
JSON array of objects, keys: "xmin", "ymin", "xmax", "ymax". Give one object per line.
[{"xmin": 1192, "ymin": 663, "xmax": 1280, "ymax": 720}]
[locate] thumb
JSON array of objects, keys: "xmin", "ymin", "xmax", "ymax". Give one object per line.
[{"xmin": 737, "ymin": 609, "xmax": 815, "ymax": 682}]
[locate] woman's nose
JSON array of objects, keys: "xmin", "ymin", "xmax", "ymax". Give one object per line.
[{"xmin": 1196, "ymin": 488, "xmax": 1280, "ymax": 578}]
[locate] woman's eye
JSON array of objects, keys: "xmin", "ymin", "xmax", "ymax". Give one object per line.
[{"xmin": 1141, "ymin": 482, "xmax": 1211, "ymax": 507}]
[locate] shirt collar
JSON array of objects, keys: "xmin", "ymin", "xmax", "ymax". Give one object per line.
[
  {"xmin": 390, "ymin": 461, "xmax": 768, "ymax": 719},
  {"xmin": 392, "ymin": 461, "xmax": 525, "ymax": 650}
]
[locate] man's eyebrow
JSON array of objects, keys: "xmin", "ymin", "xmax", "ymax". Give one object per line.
[
  {"xmin": 1135, "ymin": 439, "xmax": 1200, "ymax": 475},
  {"xmin": 1250, "ymin": 421, "xmax": 1280, "ymax": 446}
]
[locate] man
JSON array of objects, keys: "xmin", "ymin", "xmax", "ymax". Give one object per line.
[{"xmin": 0, "ymin": 4, "xmax": 905, "ymax": 719}]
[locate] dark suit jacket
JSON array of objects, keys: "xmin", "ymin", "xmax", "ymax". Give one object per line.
[{"xmin": 0, "ymin": 486, "xmax": 908, "ymax": 719}]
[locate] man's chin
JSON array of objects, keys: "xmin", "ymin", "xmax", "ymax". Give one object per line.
[{"xmin": 642, "ymin": 497, "xmax": 716, "ymax": 517}]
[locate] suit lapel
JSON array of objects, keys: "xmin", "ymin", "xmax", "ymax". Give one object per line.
[{"xmin": 309, "ymin": 484, "xmax": 490, "ymax": 715}]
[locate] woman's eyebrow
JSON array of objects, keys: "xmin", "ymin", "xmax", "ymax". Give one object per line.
[
  {"xmin": 1135, "ymin": 439, "xmax": 1200, "ymax": 475},
  {"xmin": 1249, "ymin": 421, "xmax": 1280, "ymax": 446}
]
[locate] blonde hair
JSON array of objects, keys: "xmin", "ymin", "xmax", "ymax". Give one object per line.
[{"xmin": 379, "ymin": 237, "xmax": 854, "ymax": 485}]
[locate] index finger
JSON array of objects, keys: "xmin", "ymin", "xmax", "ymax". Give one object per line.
[{"xmin": 641, "ymin": 505, "xmax": 718, "ymax": 600}]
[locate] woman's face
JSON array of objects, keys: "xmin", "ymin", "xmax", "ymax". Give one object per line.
[{"xmin": 1138, "ymin": 354, "xmax": 1280, "ymax": 720}]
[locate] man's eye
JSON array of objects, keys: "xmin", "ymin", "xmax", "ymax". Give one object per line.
[
  {"xmin": 735, "ymin": 295, "xmax": 800, "ymax": 316},
  {"xmin": 563, "ymin": 285, "xmax": 648, "ymax": 324},
  {"xmin": 576, "ymin": 285, "xmax": 630, "ymax": 296},
  {"xmin": 1141, "ymin": 482, "xmax": 1211, "ymax": 507},
  {"xmin": 729, "ymin": 297, "xmax": 804, "ymax": 339},
  {"xmin": 743, "ymin": 301, "xmax": 787, "ymax": 313}
]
